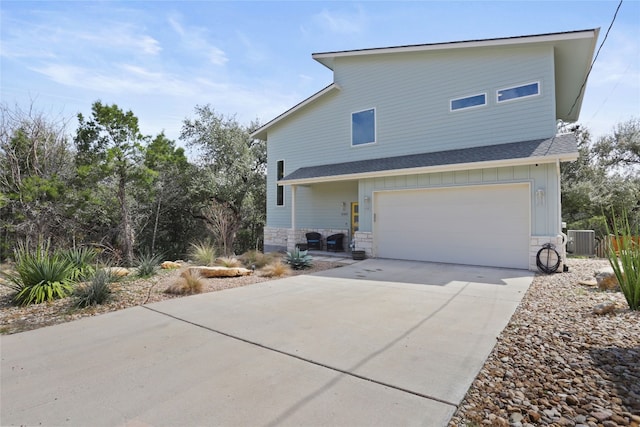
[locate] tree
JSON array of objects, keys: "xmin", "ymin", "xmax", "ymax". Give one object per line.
[
  {"xmin": 593, "ymin": 118, "xmax": 640, "ymax": 173},
  {"xmin": 180, "ymin": 106, "xmax": 266, "ymax": 254},
  {"xmin": 74, "ymin": 101, "xmax": 152, "ymax": 265},
  {"xmin": 137, "ymin": 132, "xmax": 199, "ymax": 259},
  {"xmin": 0, "ymin": 103, "xmax": 73, "ymax": 259},
  {"xmin": 561, "ymin": 119, "xmax": 640, "ymax": 237}
]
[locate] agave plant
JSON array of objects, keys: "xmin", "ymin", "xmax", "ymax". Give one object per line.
[
  {"xmin": 285, "ymin": 249, "xmax": 313, "ymax": 270},
  {"xmin": 2, "ymin": 243, "xmax": 75, "ymax": 306}
]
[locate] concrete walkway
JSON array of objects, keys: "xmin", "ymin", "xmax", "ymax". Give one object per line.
[{"xmin": 1, "ymin": 259, "xmax": 533, "ymax": 426}]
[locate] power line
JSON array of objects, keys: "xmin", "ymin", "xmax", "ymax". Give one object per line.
[{"xmin": 567, "ymin": 0, "xmax": 623, "ymax": 118}]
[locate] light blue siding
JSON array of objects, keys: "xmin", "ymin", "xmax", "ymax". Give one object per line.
[{"xmin": 266, "ymin": 44, "xmax": 559, "ymax": 229}]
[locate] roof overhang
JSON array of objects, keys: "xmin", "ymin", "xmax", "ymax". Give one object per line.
[
  {"xmin": 279, "ymin": 135, "xmax": 578, "ymax": 186},
  {"xmin": 250, "ymin": 83, "xmax": 340, "ymax": 140},
  {"xmin": 312, "ymin": 29, "xmax": 599, "ymax": 123}
]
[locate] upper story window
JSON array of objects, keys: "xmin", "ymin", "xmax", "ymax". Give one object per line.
[
  {"xmin": 352, "ymin": 108, "xmax": 376, "ymax": 146},
  {"xmin": 497, "ymin": 82, "xmax": 540, "ymax": 103},
  {"xmin": 450, "ymin": 93, "xmax": 486, "ymax": 111},
  {"xmin": 276, "ymin": 160, "xmax": 284, "ymax": 206}
]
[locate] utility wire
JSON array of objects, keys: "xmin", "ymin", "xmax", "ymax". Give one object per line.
[{"xmin": 567, "ymin": 0, "xmax": 623, "ymax": 118}]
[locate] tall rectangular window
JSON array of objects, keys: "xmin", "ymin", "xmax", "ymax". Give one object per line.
[
  {"xmin": 276, "ymin": 160, "xmax": 284, "ymax": 206},
  {"xmin": 451, "ymin": 93, "xmax": 486, "ymax": 111},
  {"xmin": 351, "ymin": 108, "xmax": 376, "ymax": 146},
  {"xmin": 497, "ymin": 82, "xmax": 540, "ymax": 103}
]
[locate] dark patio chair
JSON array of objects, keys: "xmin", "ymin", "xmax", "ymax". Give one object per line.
[
  {"xmin": 305, "ymin": 232, "xmax": 323, "ymax": 250},
  {"xmin": 326, "ymin": 233, "xmax": 345, "ymax": 252}
]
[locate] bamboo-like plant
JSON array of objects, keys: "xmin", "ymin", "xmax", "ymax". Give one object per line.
[{"xmin": 605, "ymin": 210, "xmax": 640, "ymax": 310}]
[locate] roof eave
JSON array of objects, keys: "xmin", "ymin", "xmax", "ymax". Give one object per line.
[
  {"xmin": 250, "ymin": 83, "xmax": 341, "ymax": 140},
  {"xmin": 279, "ymin": 153, "xmax": 579, "ymax": 186},
  {"xmin": 312, "ymin": 28, "xmax": 599, "ymax": 71}
]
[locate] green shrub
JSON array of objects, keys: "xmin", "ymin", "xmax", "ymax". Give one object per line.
[
  {"xmin": 59, "ymin": 247, "xmax": 97, "ymax": 280},
  {"xmin": 135, "ymin": 252, "xmax": 162, "ymax": 278},
  {"xmin": 188, "ymin": 241, "xmax": 217, "ymax": 266},
  {"xmin": 73, "ymin": 269, "xmax": 113, "ymax": 308},
  {"xmin": 2, "ymin": 243, "xmax": 75, "ymax": 306},
  {"xmin": 285, "ymin": 249, "xmax": 313, "ymax": 270},
  {"xmin": 165, "ymin": 269, "xmax": 204, "ymax": 295},
  {"xmin": 606, "ymin": 210, "xmax": 640, "ymax": 310}
]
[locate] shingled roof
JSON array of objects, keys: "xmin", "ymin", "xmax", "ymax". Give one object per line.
[{"xmin": 280, "ymin": 134, "xmax": 578, "ymax": 184}]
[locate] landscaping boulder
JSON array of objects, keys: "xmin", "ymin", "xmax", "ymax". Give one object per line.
[
  {"xmin": 106, "ymin": 267, "xmax": 130, "ymax": 277},
  {"xmin": 594, "ymin": 267, "xmax": 620, "ymax": 291},
  {"xmin": 161, "ymin": 261, "xmax": 181, "ymax": 269},
  {"xmin": 189, "ymin": 266, "xmax": 252, "ymax": 278}
]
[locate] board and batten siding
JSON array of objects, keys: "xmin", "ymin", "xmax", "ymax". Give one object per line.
[{"xmin": 358, "ymin": 163, "xmax": 560, "ymax": 238}]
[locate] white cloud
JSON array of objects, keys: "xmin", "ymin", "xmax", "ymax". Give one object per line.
[
  {"xmin": 167, "ymin": 13, "xmax": 228, "ymax": 66},
  {"xmin": 313, "ymin": 6, "xmax": 367, "ymax": 35},
  {"xmin": 31, "ymin": 63, "xmax": 195, "ymax": 96}
]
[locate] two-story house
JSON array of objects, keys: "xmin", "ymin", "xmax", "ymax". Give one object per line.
[{"xmin": 251, "ymin": 29, "xmax": 599, "ymax": 271}]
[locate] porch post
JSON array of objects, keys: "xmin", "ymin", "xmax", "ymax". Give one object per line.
[{"xmin": 291, "ymin": 184, "xmax": 297, "ymax": 232}]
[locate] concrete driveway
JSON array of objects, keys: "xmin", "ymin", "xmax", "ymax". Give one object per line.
[{"xmin": 1, "ymin": 259, "xmax": 533, "ymax": 426}]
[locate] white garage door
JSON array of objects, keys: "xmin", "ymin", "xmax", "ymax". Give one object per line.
[{"xmin": 374, "ymin": 184, "xmax": 530, "ymax": 269}]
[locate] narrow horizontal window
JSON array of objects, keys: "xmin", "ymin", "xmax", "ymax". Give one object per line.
[
  {"xmin": 497, "ymin": 82, "xmax": 539, "ymax": 103},
  {"xmin": 451, "ymin": 93, "xmax": 486, "ymax": 111},
  {"xmin": 352, "ymin": 108, "xmax": 376, "ymax": 146}
]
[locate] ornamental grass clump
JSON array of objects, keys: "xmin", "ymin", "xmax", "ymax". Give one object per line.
[
  {"xmin": 259, "ymin": 259, "xmax": 291, "ymax": 277},
  {"xmin": 606, "ymin": 210, "xmax": 640, "ymax": 310},
  {"xmin": 165, "ymin": 269, "xmax": 204, "ymax": 295},
  {"xmin": 2, "ymin": 243, "xmax": 75, "ymax": 306},
  {"xmin": 285, "ymin": 249, "xmax": 313, "ymax": 270},
  {"xmin": 215, "ymin": 256, "xmax": 242, "ymax": 268},
  {"xmin": 188, "ymin": 241, "xmax": 217, "ymax": 266},
  {"xmin": 73, "ymin": 268, "xmax": 114, "ymax": 308}
]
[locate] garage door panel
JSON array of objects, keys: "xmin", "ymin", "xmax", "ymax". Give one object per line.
[{"xmin": 375, "ymin": 184, "xmax": 529, "ymax": 269}]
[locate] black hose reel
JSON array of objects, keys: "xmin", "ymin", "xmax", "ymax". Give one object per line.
[{"xmin": 536, "ymin": 243, "xmax": 561, "ymax": 274}]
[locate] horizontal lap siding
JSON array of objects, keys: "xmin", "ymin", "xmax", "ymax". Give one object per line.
[{"xmin": 266, "ymin": 44, "xmax": 557, "ymax": 228}]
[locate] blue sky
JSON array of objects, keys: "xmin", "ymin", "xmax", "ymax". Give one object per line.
[{"xmin": 1, "ymin": 1, "xmax": 638, "ymax": 143}]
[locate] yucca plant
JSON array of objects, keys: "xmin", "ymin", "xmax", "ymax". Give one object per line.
[
  {"xmin": 135, "ymin": 252, "xmax": 163, "ymax": 278},
  {"xmin": 606, "ymin": 210, "xmax": 640, "ymax": 310},
  {"xmin": 165, "ymin": 269, "xmax": 204, "ymax": 295},
  {"xmin": 2, "ymin": 243, "xmax": 75, "ymax": 306},
  {"xmin": 259, "ymin": 259, "xmax": 291, "ymax": 277},
  {"xmin": 188, "ymin": 241, "xmax": 217, "ymax": 266},
  {"xmin": 59, "ymin": 247, "xmax": 97, "ymax": 280},
  {"xmin": 285, "ymin": 249, "xmax": 313, "ymax": 270},
  {"xmin": 73, "ymin": 268, "xmax": 114, "ymax": 308}
]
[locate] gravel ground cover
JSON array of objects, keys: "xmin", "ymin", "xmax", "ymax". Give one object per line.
[
  {"xmin": 450, "ymin": 258, "xmax": 640, "ymax": 427},
  {"xmin": 0, "ymin": 260, "xmax": 343, "ymax": 335}
]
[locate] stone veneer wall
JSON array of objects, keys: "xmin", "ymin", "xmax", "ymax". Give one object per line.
[
  {"xmin": 353, "ymin": 231, "xmax": 373, "ymax": 257},
  {"xmin": 529, "ymin": 235, "xmax": 566, "ymax": 272},
  {"xmin": 263, "ymin": 227, "xmax": 350, "ymax": 253}
]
